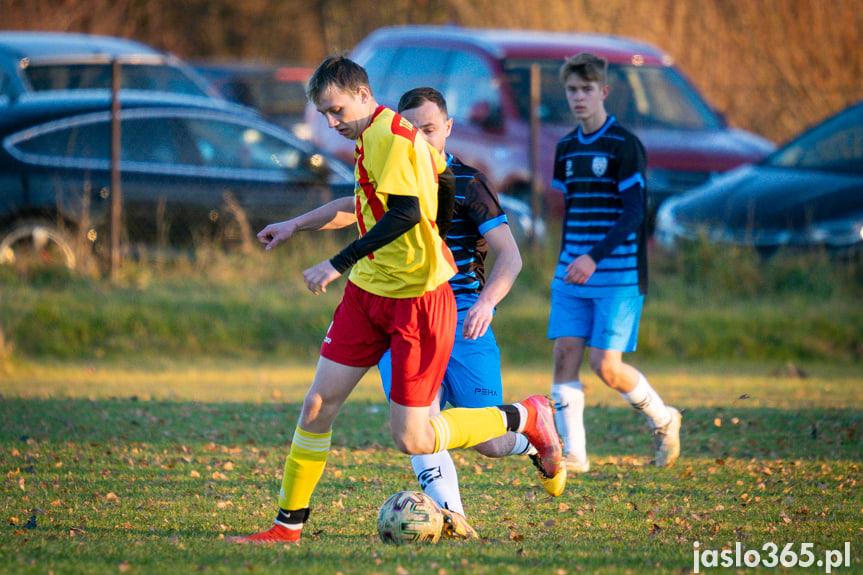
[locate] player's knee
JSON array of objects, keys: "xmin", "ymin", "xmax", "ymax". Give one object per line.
[
  {"xmin": 391, "ymin": 431, "xmax": 434, "ymax": 455},
  {"xmin": 554, "ymin": 339, "xmax": 583, "ymax": 372},
  {"xmin": 553, "ymin": 341, "xmax": 575, "ymax": 363},
  {"xmin": 589, "ymin": 352, "xmax": 621, "ymax": 384},
  {"xmin": 299, "ymin": 392, "xmax": 337, "ymax": 428}
]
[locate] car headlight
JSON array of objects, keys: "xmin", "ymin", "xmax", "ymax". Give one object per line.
[{"xmin": 805, "ymin": 216, "xmax": 863, "ymax": 247}]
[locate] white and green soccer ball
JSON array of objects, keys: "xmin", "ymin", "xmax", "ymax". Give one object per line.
[{"xmin": 376, "ymin": 490, "xmax": 444, "ymax": 544}]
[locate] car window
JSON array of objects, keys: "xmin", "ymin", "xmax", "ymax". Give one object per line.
[
  {"xmin": 0, "ymin": 69, "xmax": 11, "ymax": 100},
  {"xmin": 120, "ymin": 118, "xmax": 201, "ymax": 164},
  {"xmin": 376, "ymin": 47, "xmax": 450, "ymax": 107},
  {"xmin": 504, "ymin": 59, "xmax": 569, "ymax": 124},
  {"xmin": 8, "ymin": 113, "xmax": 305, "ymax": 174},
  {"xmin": 769, "ymin": 104, "xmax": 863, "ymax": 174},
  {"xmin": 611, "ymin": 66, "xmax": 720, "ymax": 130},
  {"xmin": 181, "ymin": 117, "xmax": 303, "ymax": 171},
  {"xmin": 10, "ymin": 116, "xmax": 192, "ymax": 165},
  {"xmin": 362, "ymin": 47, "xmax": 398, "ymax": 98},
  {"xmin": 444, "ymin": 51, "xmax": 500, "ymax": 124},
  {"xmin": 11, "ymin": 120, "xmax": 111, "ymax": 161},
  {"xmin": 24, "ymin": 63, "xmax": 209, "ymax": 97},
  {"xmin": 245, "ymin": 76, "xmax": 308, "ymax": 115},
  {"xmin": 505, "ymin": 59, "xmax": 722, "ymax": 130}
]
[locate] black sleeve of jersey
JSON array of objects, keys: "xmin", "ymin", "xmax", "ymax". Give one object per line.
[
  {"xmin": 587, "ymin": 184, "xmax": 644, "ymax": 263},
  {"xmin": 329, "ymin": 195, "xmax": 421, "ymax": 274},
  {"xmin": 436, "ymin": 166, "xmax": 455, "ymax": 239},
  {"xmin": 587, "ymin": 135, "xmax": 647, "ymax": 263}
]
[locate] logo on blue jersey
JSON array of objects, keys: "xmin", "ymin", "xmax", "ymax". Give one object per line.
[
  {"xmin": 565, "ymin": 158, "xmax": 574, "ymax": 178},
  {"xmin": 592, "ymin": 156, "xmax": 608, "ymax": 177}
]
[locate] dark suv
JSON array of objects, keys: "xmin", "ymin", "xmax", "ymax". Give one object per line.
[
  {"xmin": 0, "ymin": 92, "xmax": 353, "ymax": 270},
  {"xmin": 0, "ymin": 31, "xmax": 217, "ymax": 102},
  {"xmin": 308, "ymin": 26, "xmax": 775, "ymax": 228}
]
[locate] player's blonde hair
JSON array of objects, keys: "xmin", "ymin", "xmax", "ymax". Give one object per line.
[{"xmin": 559, "ymin": 52, "xmax": 608, "ymax": 85}]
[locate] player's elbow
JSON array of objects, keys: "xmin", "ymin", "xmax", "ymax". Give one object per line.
[
  {"xmin": 500, "ymin": 245, "xmax": 523, "ymax": 278},
  {"xmin": 511, "ymin": 249, "xmax": 523, "ymax": 276}
]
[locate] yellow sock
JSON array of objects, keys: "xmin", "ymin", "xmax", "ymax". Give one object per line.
[
  {"xmin": 278, "ymin": 426, "xmax": 331, "ymax": 511},
  {"xmin": 429, "ymin": 407, "xmax": 507, "ymax": 452}
]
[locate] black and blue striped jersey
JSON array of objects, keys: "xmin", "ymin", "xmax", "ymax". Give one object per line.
[
  {"xmin": 551, "ymin": 116, "xmax": 648, "ymax": 297},
  {"xmin": 445, "ymin": 154, "xmax": 509, "ymax": 311}
]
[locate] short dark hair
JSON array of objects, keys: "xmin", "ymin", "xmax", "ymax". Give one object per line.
[
  {"xmin": 306, "ymin": 55, "xmax": 371, "ymax": 105},
  {"xmin": 397, "ymin": 86, "xmax": 448, "ymax": 118},
  {"xmin": 559, "ymin": 52, "xmax": 608, "ymax": 85}
]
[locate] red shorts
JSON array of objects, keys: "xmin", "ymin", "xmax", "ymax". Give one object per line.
[{"xmin": 321, "ymin": 281, "xmax": 456, "ymax": 407}]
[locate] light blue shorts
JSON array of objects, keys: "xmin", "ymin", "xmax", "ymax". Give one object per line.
[
  {"xmin": 379, "ymin": 310, "xmax": 503, "ymax": 409},
  {"xmin": 547, "ymin": 290, "xmax": 643, "ymax": 352}
]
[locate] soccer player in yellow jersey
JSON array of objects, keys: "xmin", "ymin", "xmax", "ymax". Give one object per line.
[{"xmin": 228, "ymin": 56, "xmax": 565, "ymax": 545}]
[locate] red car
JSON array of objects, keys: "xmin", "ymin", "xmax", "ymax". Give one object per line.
[{"xmin": 307, "ymin": 26, "xmax": 775, "ymax": 229}]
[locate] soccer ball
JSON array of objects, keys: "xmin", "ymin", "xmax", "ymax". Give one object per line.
[{"xmin": 376, "ymin": 490, "xmax": 444, "ymax": 544}]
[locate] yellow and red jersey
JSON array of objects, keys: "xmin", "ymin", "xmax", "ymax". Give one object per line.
[{"xmin": 349, "ymin": 106, "xmax": 455, "ymax": 298}]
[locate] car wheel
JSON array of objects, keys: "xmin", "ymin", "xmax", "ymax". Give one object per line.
[{"xmin": 0, "ymin": 219, "xmax": 77, "ymax": 270}]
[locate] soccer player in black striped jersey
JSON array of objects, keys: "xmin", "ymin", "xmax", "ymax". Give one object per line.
[
  {"xmin": 548, "ymin": 53, "xmax": 681, "ymax": 473},
  {"xmin": 379, "ymin": 88, "xmax": 558, "ymax": 531}
]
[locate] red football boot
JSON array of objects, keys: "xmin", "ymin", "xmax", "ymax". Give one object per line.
[{"xmin": 226, "ymin": 523, "xmax": 301, "ymax": 544}]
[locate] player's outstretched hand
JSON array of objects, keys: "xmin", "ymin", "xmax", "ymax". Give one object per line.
[
  {"xmin": 303, "ymin": 260, "xmax": 341, "ymax": 295},
  {"xmin": 257, "ymin": 220, "xmax": 298, "ymax": 251}
]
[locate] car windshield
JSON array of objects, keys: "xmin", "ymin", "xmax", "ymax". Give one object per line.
[
  {"xmin": 239, "ymin": 76, "xmax": 308, "ymax": 115},
  {"xmin": 766, "ymin": 104, "xmax": 863, "ymax": 175},
  {"xmin": 24, "ymin": 63, "xmax": 210, "ymax": 97},
  {"xmin": 504, "ymin": 59, "xmax": 723, "ymax": 130}
]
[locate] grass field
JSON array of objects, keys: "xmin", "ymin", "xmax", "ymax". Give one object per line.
[
  {"xmin": 1, "ymin": 361, "xmax": 860, "ymax": 574},
  {"xmin": 1, "ymin": 239, "xmax": 861, "ymax": 572},
  {"xmin": 1, "ymin": 239, "xmax": 861, "ymax": 366}
]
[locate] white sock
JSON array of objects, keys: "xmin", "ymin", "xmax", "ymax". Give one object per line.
[
  {"xmin": 410, "ymin": 451, "xmax": 464, "ymax": 516},
  {"xmin": 619, "ymin": 372, "xmax": 672, "ymax": 430},
  {"xmin": 551, "ymin": 381, "xmax": 586, "ymax": 461},
  {"xmin": 508, "ymin": 432, "xmax": 537, "ymax": 456}
]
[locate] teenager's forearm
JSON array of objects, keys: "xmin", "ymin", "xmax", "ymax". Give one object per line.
[{"xmin": 588, "ymin": 186, "xmax": 644, "ymax": 263}]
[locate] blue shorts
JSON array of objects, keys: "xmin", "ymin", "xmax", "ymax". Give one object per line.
[
  {"xmin": 379, "ymin": 309, "xmax": 503, "ymax": 409},
  {"xmin": 547, "ymin": 289, "xmax": 643, "ymax": 352}
]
